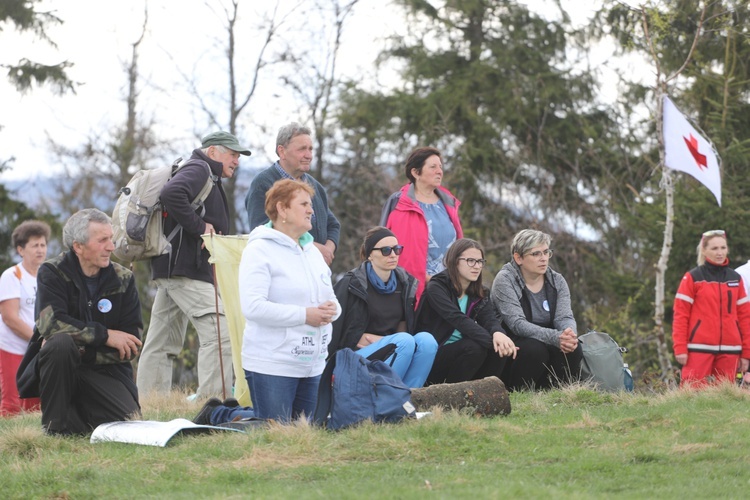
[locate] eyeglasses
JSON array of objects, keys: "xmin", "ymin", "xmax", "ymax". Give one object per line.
[
  {"xmin": 525, "ymin": 249, "xmax": 554, "ymax": 259},
  {"xmin": 372, "ymin": 245, "xmax": 404, "ymax": 256},
  {"xmin": 458, "ymin": 257, "xmax": 486, "ymax": 267},
  {"xmin": 702, "ymin": 229, "xmax": 726, "ymax": 241}
]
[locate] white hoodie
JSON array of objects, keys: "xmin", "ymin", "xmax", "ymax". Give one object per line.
[{"xmin": 239, "ymin": 225, "xmax": 341, "ymax": 378}]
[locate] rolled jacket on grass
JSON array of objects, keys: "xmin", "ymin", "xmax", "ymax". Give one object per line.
[{"xmin": 410, "ymin": 376, "xmax": 511, "ymax": 416}]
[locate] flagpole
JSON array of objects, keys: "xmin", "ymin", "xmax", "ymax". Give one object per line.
[{"xmin": 653, "ymin": 90, "xmax": 677, "ymax": 386}]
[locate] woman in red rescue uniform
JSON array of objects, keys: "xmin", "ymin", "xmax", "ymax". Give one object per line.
[{"xmin": 672, "ymin": 230, "xmax": 750, "ymax": 386}]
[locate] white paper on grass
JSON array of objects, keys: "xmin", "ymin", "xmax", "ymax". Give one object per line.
[{"xmin": 90, "ymin": 418, "xmax": 242, "ymax": 447}]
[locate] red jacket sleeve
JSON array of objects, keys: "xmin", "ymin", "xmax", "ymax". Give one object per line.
[{"xmin": 672, "ymin": 272, "xmax": 695, "ymax": 357}]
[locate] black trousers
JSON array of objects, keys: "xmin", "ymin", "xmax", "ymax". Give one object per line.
[
  {"xmin": 501, "ymin": 336, "xmax": 583, "ymax": 391},
  {"xmin": 39, "ymin": 334, "xmax": 140, "ymax": 435},
  {"xmin": 427, "ymin": 337, "xmax": 510, "ymax": 385}
]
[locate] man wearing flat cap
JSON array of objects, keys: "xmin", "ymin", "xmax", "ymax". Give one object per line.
[{"xmin": 137, "ymin": 131, "xmax": 251, "ymax": 399}]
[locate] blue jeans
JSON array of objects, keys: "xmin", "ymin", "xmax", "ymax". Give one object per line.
[
  {"xmin": 211, "ymin": 405, "xmax": 255, "ymax": 425},
  {"xmin": 355, "ymin": 332, "xmax": 437, "ymax": 388},
  {"xmin": 245, "ymin": 370, "xmax": 320, "ymax": 422}
]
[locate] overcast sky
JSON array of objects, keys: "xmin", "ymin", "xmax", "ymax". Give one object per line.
[
  {"xmin": 1, "ymin": 0, "xmax": 641, "ymax": 183},
  {"xmin": 1, "ymin": 0, "xmax": 399, "ymax": 181}
]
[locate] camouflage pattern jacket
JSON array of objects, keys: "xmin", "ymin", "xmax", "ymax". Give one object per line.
[{"xmin": 35, "ymin": 250, "xmax": 143, "ymax": 369}]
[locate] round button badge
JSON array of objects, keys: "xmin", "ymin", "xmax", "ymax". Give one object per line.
[{"xmin": 98, "ymin": 298, "xmax": 113, "ymax": 313}]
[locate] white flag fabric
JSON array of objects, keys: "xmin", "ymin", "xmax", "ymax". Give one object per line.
[{"xmin": 663, "ymin": 95, "xmax": 722, "ymax": 206}]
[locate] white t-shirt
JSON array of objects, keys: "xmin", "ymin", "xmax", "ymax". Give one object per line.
[
  {"xmin": 0, "ymin": 264, "xmax": 37, "ymax": 354},
  {"xmin": 736, "ymin": 261, "xmax": 750, "ymax": 296}
]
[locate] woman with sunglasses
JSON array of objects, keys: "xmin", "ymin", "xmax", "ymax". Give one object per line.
[
  {"xmin": 491, "ymin": 229, "xmax": 582, "ymax": 391},
  {"xmin": 673, "ymin": 229, "xmax": 750, "ymax": 387},
  {"xmin": 330, "ymin": 227, "xmax": 437, "ymax": 388},
  {"xmin": 416, "ymin": 238, "xmax": 517, "ymax": 385}
]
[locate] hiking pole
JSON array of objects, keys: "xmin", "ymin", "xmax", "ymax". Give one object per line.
[{"xmin": 210, "ymin": 230, "xmax": 227, "ymax": 401}]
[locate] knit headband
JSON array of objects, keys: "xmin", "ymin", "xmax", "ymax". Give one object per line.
[{"xmin": 364, "ymin": 228, "xmax": 396, "ymax": 257}]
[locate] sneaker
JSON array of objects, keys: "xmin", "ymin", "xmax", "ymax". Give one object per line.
[
  {"xmin": 222, "ymin": 398, "xmax": 240, "ymax": 408},
  {"xmin": 192, "ymin": 397, "xmax": 222, "ymax": 425}
]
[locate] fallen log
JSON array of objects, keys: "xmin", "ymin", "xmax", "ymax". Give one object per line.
[{"xmin": 411, "ymin": 376, "xmax": 511, "ymax": 416}]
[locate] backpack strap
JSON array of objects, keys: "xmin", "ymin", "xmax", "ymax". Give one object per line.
[
  {"xmin": 165, "ymin": 160, "xmax": 217, "ymax": 243},
  {"xmin": 365, "ymin": 343, "xmax": 397, "ymax": 366},
  {"xmin": 13, "ymin": 264, "xmax": 22, "ymax": 280},
  {"xmin": 313, "ymin": 350, "xmax": 338, "ymax": 427},
  {"xmin": 189, "ymin": 161, "xmax": 217, "ymax": 214}
]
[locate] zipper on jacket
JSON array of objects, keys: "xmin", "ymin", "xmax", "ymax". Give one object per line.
[
  {"xmin": 719, "ymin": 283, "xmax": 724, "ymax": 348},
  {"xmin": 688, "ymin": 320, "xmax": 701, "ymax": 343}
]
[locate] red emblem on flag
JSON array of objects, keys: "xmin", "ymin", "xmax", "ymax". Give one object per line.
[{"xmin": 683, "ymin": 134, "xmax": 707, "ymax": 170}]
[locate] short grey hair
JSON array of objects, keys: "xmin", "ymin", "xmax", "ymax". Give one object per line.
[
  {"xmin": 511, "ymin": 229, "xmax": 552, "ymax": 257},
  {"xmin": 276, "ymin": 122, "xmax": 311, "ymax": 151},
  {"xmin": 63, "ymin": 209, "xmax": 111, "ymax": 249},
  {"xmin": 202, "ymin": 144, "xmax": 229, "ymax": 155}
]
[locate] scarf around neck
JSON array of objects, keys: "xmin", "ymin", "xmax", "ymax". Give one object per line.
[{"xmin": 366, "ymin": 261, "xmax": 397, "ymax": 294}]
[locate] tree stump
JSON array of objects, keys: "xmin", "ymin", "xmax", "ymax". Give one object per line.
[{"xmin": 410, "ymin": 376, "xmax": 511, "ymax": 416}]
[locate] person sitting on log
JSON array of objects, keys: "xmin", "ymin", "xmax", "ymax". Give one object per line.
[
  {"xmin": 329, "ymin": 226, "xmax": 437, "ymax": 388},
  {"xmin": 416, "ymin": 238, "xmax": 516, "ymax": 385}
]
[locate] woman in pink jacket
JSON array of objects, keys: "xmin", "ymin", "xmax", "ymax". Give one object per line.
[{"xmin": 380, "ymin": 147, "xmax": 463, "ymax": 302}]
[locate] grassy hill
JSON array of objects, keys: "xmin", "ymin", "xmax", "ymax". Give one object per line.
[{"xmin": 2, "ymin": 385, "xmax": 749, "ymax": 498}]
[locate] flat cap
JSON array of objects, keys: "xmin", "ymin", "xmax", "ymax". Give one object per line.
[{"xmin": 201, "ymin": 131, "xmax": 252, "ymax": 156}]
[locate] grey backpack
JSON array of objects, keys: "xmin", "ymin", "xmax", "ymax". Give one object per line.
[
  {"xmin": 112, "ymin": 157, "xmax": 215, "ymax": 263},
  {"xmin": 579, "ymin": 331, "xmax": 629, "ymax": 392}
]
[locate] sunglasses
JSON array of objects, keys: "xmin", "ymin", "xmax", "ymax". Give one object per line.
[
  {"xmin": 372, "ymin": 245, "xmax": 404, "ymax": 256},
  {"xmin": 702, "ymin": 229, "xmax": 726, "ymax": 241}
]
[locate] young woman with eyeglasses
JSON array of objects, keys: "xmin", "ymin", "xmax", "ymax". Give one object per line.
[
  {"xmin": 673, "ymin": 229, "xmax": 750, "ymax": 387},
  {"xmin": 415, "ymin": 238, "xmax": 517, "ymax": 385},
  {"xmin": 491, "ymin": 229, "xmax": 582, "ymax": 391},
  {"xmin": 329, "ymin": 227, "xmax": 437, "ymax": 388}
]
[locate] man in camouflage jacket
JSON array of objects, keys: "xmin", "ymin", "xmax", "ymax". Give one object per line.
[{"xmin": 35, "ymin": 209, "xmax": 143, "ymax": 435}]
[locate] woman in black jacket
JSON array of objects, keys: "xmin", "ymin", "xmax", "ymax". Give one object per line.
[
  {"xmin": 330, "ymin": 227, "xmax": 437, "ymax": 388},
  {"xmin": 417, "ymin": 238, "xmax": 516, "ymax": 385}
]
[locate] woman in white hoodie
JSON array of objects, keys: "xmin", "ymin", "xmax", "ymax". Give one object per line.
[{"xmin": 238, "ymin": 179, "xmax": 340, "ymax": 422}]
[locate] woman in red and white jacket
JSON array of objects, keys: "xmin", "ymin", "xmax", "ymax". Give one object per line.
[{"xmin": 672, "ymin": 229, "xmax": 750, "ymax": 386}]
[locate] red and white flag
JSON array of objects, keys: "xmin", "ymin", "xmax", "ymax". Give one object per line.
[{"xmin": 663, "ymin": 95, "xmax": 722, "ymax": 206}]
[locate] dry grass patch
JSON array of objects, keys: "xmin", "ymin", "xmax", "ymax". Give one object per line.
[
  {"xmin": 564, "ymin": 410, "xmax": 601, "ymax": 430},
  {"xmin": 0, "ymin": 422, "xmax": 47, "ymax": 460}
]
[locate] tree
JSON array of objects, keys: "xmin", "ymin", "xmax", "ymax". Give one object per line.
[
  {"xmin": 0, "ymin": 0, "xmax": 73, "ymax": 269},
  {"xmin": 179, "ymin": 0, "xmax": 296, "ymax": 234},
  {"xmin": 591, "ymin": 0, "xmax": 750, "ymax": 383},
  {"xmin": 592, "ymin": 0, "xmax": 750, "ymax": 379},
  {"xmin": 0, "ymin": 0, "xmax": 74, "ymax": 94},
  {"xmin": 330, "ymin": 0, "xmax": 647, "ymax": 314},
  {"xmin": 0, "ymin": 162, "xmax": 60, "ymax": 270},
  {"xmin": 280, "ymin": 0, "xmax": 361, "ymax": 184},
  {"xmin": 46, "ymin": 8, "xmax": 162, "ymax": 218}
]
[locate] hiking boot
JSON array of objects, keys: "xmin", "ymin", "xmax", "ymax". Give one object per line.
[
  {"xmin": 222, "ymin": 398, "xmax": 240, "ymax": 408},
  {"xmin": 192, "ymin": 397, "xmax": 222, "ymax": 425}
]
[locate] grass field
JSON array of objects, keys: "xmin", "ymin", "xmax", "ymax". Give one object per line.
[{"xmin": 1, "ymin": 384, "xmax": 749, "ymax": 499}]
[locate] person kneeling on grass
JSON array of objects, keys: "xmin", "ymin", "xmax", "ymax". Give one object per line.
[{"xmin": 25, "ymin": 209, "xmax": 143, "ymax": 435}]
